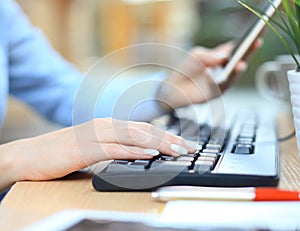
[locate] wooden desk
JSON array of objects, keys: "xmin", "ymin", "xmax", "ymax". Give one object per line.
[{"xmin": 2, "ymin": 112, "xmax": 300, "ymax": 230}]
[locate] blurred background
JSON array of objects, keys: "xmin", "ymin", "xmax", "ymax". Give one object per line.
[{"xmin": 1, "ymin": 0, "xmax": 288, "ymax": 143}]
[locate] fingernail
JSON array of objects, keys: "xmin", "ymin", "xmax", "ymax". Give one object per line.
[
  {"xmin": 240, "ymin": 62, "xmax": 248, "ymax": 72},
  {"xmin": 257, "ymin": 37, "xmax": 264, "ymax": 46},
  {"xmin": 144, "ymin": 149, "xmax": 160, "ymax": 156},
  {"xmin": 216, "ymin": 52, "xmax": 229, "ymax": 59},
  {"xmin": 185, "ymin": 140, "xmax": 201, "ymax": 151},
  {"xmin": 170, "ymin": 144, "xmax": 188, "ymax": 155}
]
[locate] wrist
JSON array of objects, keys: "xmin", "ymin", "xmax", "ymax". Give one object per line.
[
  {"xmin": 0, "ymin": 141, "xmax": 23, "ymax": 192},
  {"xmin": 156, "ymin": 81, "xmax": 175, "ymax": 113}
]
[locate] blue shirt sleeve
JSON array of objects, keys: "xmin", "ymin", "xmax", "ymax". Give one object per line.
[
  {"xmin": 6, "ymin": 0, "xmax": 82, "ymax": 126},
  {"xmin": 95, "ymin": 72, "xmax": 167, "ymax": 122},
  {"xmin": 4, "ymin": 0, "xmax": 166, "ymax": 126}
]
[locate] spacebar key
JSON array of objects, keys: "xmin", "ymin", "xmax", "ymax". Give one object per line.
[
  {"xmin": 105, "ymin": 163, "xmax": 146, "ymax": 172},
  {"xmin": 149, "ymin": 161, "xmax": 190, "ymax": 173}
]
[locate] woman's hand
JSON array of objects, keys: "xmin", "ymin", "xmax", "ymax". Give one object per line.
[
  {"xmin": 157, "ymin": 40, "xmax": 262, "ymax": 111},
  {"xmin": 1, "ymin": 118, "xmax": 198, "ymax": 190}
]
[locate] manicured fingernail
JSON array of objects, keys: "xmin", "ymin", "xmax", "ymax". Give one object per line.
[
  {"xmin": 216, "ymin": 52, "xmax": 229, "ymax": 59},
  {"xmin": 170, "ymin": 144, "xmax": 188, "ymax": 155},
  {"xmin": 257, "ymin": 37, "xmax": 264, "ymax": 46},
  {"xmin": 240, "ymin": 62, "xmax": 248, "ymax": 72},
  {"xmin": 185, "ymin": 140, "xmax": 201, "ymax": 151},
  {"xmin": 144, "ymin": 149, "xmax": 160, "ymax": 156}
]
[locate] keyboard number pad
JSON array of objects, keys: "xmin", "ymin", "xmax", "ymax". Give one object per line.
[{"xmin": 232, "ymin": 116, "xmax": 256, "ymax": 154}]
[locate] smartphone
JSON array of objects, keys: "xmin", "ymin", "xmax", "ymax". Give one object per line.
[{"xmin": 219, "ymin": 0, "xmax": 282, "ymax": 82}]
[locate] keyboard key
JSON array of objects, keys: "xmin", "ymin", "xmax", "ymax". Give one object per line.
[
  {"xmin": 176, "ymin": 156, "xmax": 195, "ymax": 162},
  {"xmin": 193, "ymin": 160, "xmax": 214, "ymax": 173},
  {"xmin": 238, "ymin": 133, "xmax": 255, "ymax": 139},
  {"xmin": 197, "ymin": 156, "xmax": 217, "ymax": 163},
  {"xmin": 131, "ymin": 160, "xmax": 150, "ymax": 166},
  {"xmin": 237, "ymin": 137, "xmax": 254, "ymax": 143},
  {"xmin": 92, "ymin": 109, "xmax": 279, "ymax": 192},
  {"xmin": 194, "ymin": 159, "xmax": 214, "ymax": 166},
  {"xmin": 106, "ymin": 163, "xmax": 146, "ymax": 172},
  {"xmin": 202, "ymin": 148, "xmax": 220, "ymax": 154},
  {"xmin": 200, "ymin": 153, "xmax": 218, "ymax": 159},
  {"xmin": 233, "ymin": 144, "xmax": 254, "ymax": 154},
  {"xmin": 159, "ymin": 155, "xmax": 176, "ymax": 161},
  {"xmin": 114, "ymin": 160, "xmax": 130, "ymax": 165},
  {"xmin": 150, "ymin": 161, "xmax": 190, "ymax": 173},
  {"xmin": 206, "ymin": 143, "xmax": 222, "ymax": 150}
]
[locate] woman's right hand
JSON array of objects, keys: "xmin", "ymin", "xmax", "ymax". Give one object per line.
[{"xmin": 1, "ymin": 118, "xmax": 198, "ymax": 190}]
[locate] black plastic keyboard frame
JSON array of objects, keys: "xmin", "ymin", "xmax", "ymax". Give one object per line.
[{"xmin": 92, "ymin": 110, "xmax": 280, "ymax": 192}]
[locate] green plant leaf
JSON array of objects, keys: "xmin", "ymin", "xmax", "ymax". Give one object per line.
[
  {"xmin": 294, "ymin": 0, "xmax": 300, "ymax": 7},
  {"xmin": 256, "ymin": 0, "xmax": 297, "ymax": 42},
  {"xmin": 295, "ymin": 1, "xmax": 300, "ymax": 30},
  {"xmin": 239, "ymin": 0, "xmax": 297, "ymax": 49},
  {"xmin": 279, "ymin": 1, "xmax": 300, "ymax": 54},
  {"xmin": 249, "ymin": 3, "xmax": 290, "ymax": 34},
  {"xmin": 283, "ymin": 0, "xmax": 300, "ymax": 56},
  {"xmin": 238, "ymin": 0, "xmax": 300, "ymax": 69}
]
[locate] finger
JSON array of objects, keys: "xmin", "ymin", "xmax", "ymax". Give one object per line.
[
  {"xmin": 214, "ymin": 41, "xmax": 235, "ymax": 54},
  {"xmin": 242, "ymin": 37, "xmax": 263, "ymax": 61},
  {"xmin": 217, "ymin": 38, "xmax": 261, "ymax": 91},
  {"xmin": 219, "ymin": 61, "xmax": 248, "ymax": 92},
  {"xmin": 128, "ymin": 121, "xmax": 200, "ymax": 154},
  {"xmin": 189, "ymin": 46, "xmax": 230, "ymax": 67},
  {"xmin": 235, "ymin": 61, "xmax": 248, "ymax": 73},
  {"xmin": 97, "ymin": 119, "xmax": 198, "ymax": 156},
  {"xmin": 94, "ymin": 143, "xmax": 159, "ymax": 161}
]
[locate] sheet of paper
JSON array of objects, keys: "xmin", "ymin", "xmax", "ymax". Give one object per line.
[
  {"xmin": 22, "ymin": 210, "xmax": 160, "ymax": 231},
  {"xmin": 161, "ymin": 200, "xmax": 300, "ymax": 230},
  {"xmin": 22, "ymin": 201, "xmax": 300, "ymax": 230}
]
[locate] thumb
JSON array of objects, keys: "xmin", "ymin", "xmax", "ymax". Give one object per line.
[{"xmin": 190, "ymin": 47, "xmax": 230, "ymax": 67}]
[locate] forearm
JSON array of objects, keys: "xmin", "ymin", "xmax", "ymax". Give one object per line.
[
  {"xmin": 0, "ymin": 142, "xmax": 20, "ymax": 193},
  {"xmin": 94, "ymin": 72, "xmax": 168, "ymax": 122},
  {"xmin": 0, "ymin": 118, "xmax": 198, "ymax": 194}
]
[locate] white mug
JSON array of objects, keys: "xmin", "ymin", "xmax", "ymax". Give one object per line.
[{"xmin": 255, "ymin": 55, "xmax": 297, "ymax": 103}]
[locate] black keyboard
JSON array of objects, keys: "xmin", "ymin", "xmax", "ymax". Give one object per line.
[{"xmin": 92, "ymin": 109, "xmax": 279, "ymax": 191}]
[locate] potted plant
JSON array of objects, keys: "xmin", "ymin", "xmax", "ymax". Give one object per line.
[{"xmin": 238, "ymin": 0, "xmax": 300, "ymax": 156}]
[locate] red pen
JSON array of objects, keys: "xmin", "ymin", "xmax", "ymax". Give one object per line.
[{"xmin": 151, "ymin": 186, "xmax": 300, "ymax": 202}]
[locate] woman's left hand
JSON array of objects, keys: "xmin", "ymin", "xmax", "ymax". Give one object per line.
[{"xmin": 157, "ymin": 40, "xmax": 262, "ymax": 111}]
